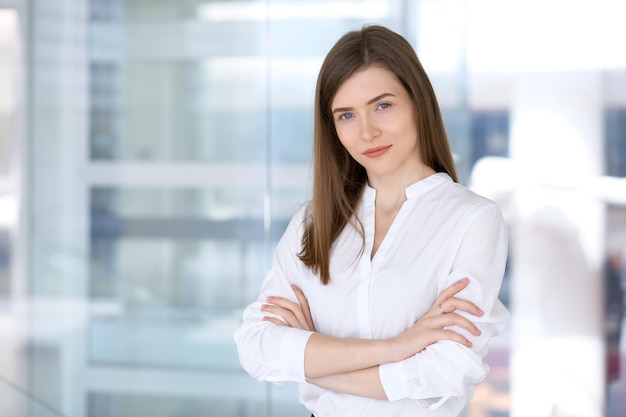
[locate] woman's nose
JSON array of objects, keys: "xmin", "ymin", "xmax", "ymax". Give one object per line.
[{"xmin": 361, "ymin": 116, "xmax": 381, "ymax": 141}]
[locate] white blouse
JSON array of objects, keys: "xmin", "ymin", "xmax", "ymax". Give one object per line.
[{"xmin": 234, "ymin": 173, "xmax": 510, "ymax": 417}]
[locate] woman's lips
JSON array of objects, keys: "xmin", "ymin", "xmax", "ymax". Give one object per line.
[{"xmin": 363, "ymin": 145, "xmax": 391, "ymax": 158}]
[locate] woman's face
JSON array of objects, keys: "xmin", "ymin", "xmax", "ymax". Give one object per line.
[{"xmin": 331, "ymin": 65, "xmax": 423, "ymax": 185}]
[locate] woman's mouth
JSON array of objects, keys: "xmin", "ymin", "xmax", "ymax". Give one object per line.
[{"xmin": 363, "ymin": 145, "xmax": 391, "ymax": 158}]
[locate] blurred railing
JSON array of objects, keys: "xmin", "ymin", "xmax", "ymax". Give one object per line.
[{"xmin": 0, "ymin": 374, "xmax": 68, "ymax": 417}]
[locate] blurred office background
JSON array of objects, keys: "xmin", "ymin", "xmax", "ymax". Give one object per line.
[{"xmin": 0, "ymin": 0, "xmax": 625, "ymax": 416}]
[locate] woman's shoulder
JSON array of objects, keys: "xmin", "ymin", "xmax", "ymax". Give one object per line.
[
  {"xmin": 438, "ymin": 179, "xmax": 503, "ymax": 218},
  {"xmin": 282, "ymin": 202, "xmax": 311, "ymax": 234}
]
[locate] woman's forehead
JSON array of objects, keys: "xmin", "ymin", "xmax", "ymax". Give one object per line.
[{"xmin": 331, "ymin": 66, "xmax": 404, "ymax": 107}]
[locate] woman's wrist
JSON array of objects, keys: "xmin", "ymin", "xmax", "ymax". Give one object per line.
[
  {"xmin": 382, "ymin": 336, "xmax": 407, "ymax": 364},
  {"xmin": 304, "ymin": 334, "xmax": 400, "ymax": 378}
]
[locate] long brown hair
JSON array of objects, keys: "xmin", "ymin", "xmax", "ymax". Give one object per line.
[{"xmin": 299, "ymin": 25, "xmax": 458, "ymax": 285}]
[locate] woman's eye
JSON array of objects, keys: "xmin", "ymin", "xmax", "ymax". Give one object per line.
[
  {"xmin": 338, "ymin": 113, "xmax": 353, "ymax": 121},
  {"xmin": 377, "ymin": 102, "xmax": 390, "ymax": 110}
]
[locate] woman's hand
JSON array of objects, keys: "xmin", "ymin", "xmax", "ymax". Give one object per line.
[
  {"xmin": 261, "ymin": 284, "xmax": 317, "ymax": 332},
  {"xmin": 387, "ymin": 277, "xmax": 483, "ymax": 362}
]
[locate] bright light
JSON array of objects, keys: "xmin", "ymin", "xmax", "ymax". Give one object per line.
[
  {"xmin": 466, "ymin": 0, "xmax": 626, "ymax": 72},
  {"xmin": 197, "ymin": 1, "xmax": 389, "ymax": 21},
  {"xmin": 511, "ymin": 109, "xmax": 590, "ymax": 187},
  {"xmin": 0, "ymin": 193, "xmax": 17, "ymax": 228},
  {"xmin": 417, "ymin": 0, "xmax": 465, "ymax": 72}
]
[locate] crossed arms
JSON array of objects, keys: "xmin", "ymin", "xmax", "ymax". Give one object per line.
[{"xmin": 261, "ymin": 278, "xmax": 483, "ymax": 399}]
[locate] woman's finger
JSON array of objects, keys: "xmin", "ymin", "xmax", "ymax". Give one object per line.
[
  {"xmin": 436, "ymin": 278, "xmax": 469, "ymax": 304},
  {"xmin": 266, "ymin": 296, "xmax": 308, "ymax": 325},
  {"xmin": 436, "ymin": 312, "xmax": 481, "ymax": 336},
  {"xmin": 434, "ymin": 279, "xmax": 485, "ymax": 318},
  {"xmin": 425, "ymin": 328, "xmax": 473, "ymax": 349},
  {"xmin": 291, "ymin": 285, "xmax": 315, "ymax": 331},
  {"xmin": 262, "ymin": 303, "xmax": 300, "ymax": 327},
  {"xmin": 263, "ymin": 316, "xmax": 287, "ymax": 327},
  {"xmin": 444, "ymin": 297, "xmax": 484, "ymax": 316},
  {"xmin": 442, "ymin": 277, "xmax": 470, "ymax": 296},
  {"xmin": 440, "ymin": 329, "xmax": 472, "ymax": 348},
  {"xmin": 263, "ymin": 292, "xmax": 316, "ymax": 331},
  {"xmin": 291, "ymin": 285, "xmax": 309, "ymax": 310}
]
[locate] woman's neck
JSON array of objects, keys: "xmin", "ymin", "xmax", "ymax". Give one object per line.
[{"xmin": 368, "ymin": 164, "xmax": 436, "ymax": 211}]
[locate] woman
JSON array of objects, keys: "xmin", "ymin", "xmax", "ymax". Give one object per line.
[{"xmin": 234, "ymin": 25, "xmax": 509, "ymax": 416}]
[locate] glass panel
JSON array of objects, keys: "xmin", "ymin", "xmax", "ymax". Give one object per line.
[
  {"xmin": 88, "ymin": 187, "xmax": 266, "ymax": 369},
  {"xmin": 0, "ymin": 378, "xmax": 65, "ymax": 417},
  {"xmin": 89, "ymin": 0, "xmax": 268, "ymax": 162}
]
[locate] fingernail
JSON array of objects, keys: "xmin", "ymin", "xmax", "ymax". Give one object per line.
[
  {"xmin": 476, "ymin": 308, "xmax": 483, "ymax": 315},
  {"xmin": 267, "ymin": 296, "xmax": 273, "ymax": 302},
  {"xmin": 475, "ymin": 328, "xmax": 481, "ymax": 336}
]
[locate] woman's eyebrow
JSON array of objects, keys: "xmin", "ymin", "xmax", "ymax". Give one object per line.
[
  {"xmin": 367, "ymin": 92, "xmax": 395, "ymax": 105},
  {"xmin": 332, "ymin": 92, "xmax": 396, "ymax": 115}
]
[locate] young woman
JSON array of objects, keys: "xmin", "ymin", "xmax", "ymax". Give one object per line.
[{"xmin": 234, "ymin": 25, "xmax": 509, "ymax": 416}]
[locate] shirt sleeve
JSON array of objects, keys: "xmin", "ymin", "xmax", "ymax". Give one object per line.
[
  {"xmin": 233, "ymin": 207, "xmax": 315, "ymax": 383},
  {"xmin": 379, "ymin": 203, "xmax": 510, "ymax": 409}
]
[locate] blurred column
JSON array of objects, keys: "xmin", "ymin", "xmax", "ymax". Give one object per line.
[
  {"xmin": 509, "ymin": 72, "xmax": 605, "ymax": 417},
  {"xmin": 0, "ymin": 7, "xmax": 27, "ymax": 417},
  {"xmin": 29, "ymin": 0, "xmax": 90, "ymax": 415}
]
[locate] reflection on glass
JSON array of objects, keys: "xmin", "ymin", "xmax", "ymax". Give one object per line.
[{"xmin": 88, "ymin": 186, "xmax": 268, "ymax": 369}]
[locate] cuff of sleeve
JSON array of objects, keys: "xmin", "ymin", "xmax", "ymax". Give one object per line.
[
  {"xmin": 380, "ymin": 345, "xmax": 474, "ymax": 410},
  {"xmin": 380, "ymin": 357, "xmax": 448, "ymax": 409},
  {"xmin": 379, "ymin": 360, "xmax": 409, "ymax": 401},
  {"xmin": 278, "ymin": 327, "xmax": 315, "ymax": 382}
]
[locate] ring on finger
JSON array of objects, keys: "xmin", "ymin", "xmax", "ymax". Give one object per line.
[{"xmin": 438, "ymin": 303, "xmax": 447, "ymax": 314}]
